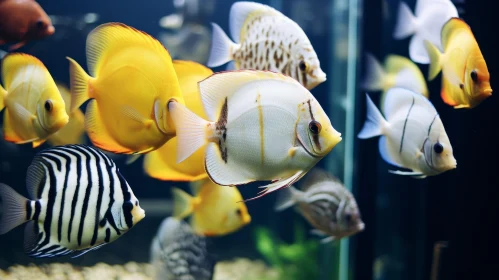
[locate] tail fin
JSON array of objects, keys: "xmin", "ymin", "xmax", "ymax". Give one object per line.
[
  {"xmin": 0, "ymin": 85, "xmax": 6, "ymax": 111},
  {"xmin": 207, "ymin": 23, "xmax": 237, "ymax": 67},
  {"xmin": 393, "ymin": 2, "xmax": 417, "ymax": 39},
  {"xmin": 171, "ymin": 187, "xmax": 194, "ymax": 219},
  {"xmin": 358, "ymin": 94, "xmax": 387, "ymax": 139},
  {"xmin": 424, "ymin": 40, "xmax": 443, "ymax": 81},
  {"xmin": 67, "ymin": 57, "xmax": 91, "ymax": 113},
  {"xmin": 168, "ymin": 100, "xmax": 209, "ymax": 164},
  {"xmin": 361, "ymin": 53, "xmax": 386, "ymax": 92},
  {"xmin": 274, "ymin": 186, "xmax": 300, "ymax": 212},
  {"xmin": 0, "ymin": 183, "xmax": 29, "ymax": 235}
]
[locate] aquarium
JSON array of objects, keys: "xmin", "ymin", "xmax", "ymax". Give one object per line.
[{"xmin": 0, "ymin": 0, "xmax": 497, "ymax": 279}]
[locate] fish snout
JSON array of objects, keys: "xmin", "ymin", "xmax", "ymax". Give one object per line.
[
  {"xmin": 47, "ymin": 25, "xmax": 55, "ymax": 36},
  {"xmin": 307, "ymin": 68, "xmax": 327, "ymax": 90},
  {"xmin": 356, "ymin": 222, "xmax": 365, "ymax": 232},
  {"xmin": 242, "ymin": 214, "xmax": 251, "ymax": 225},
  {"xmin": 483, "ymin": 88, "xmax": 493, "ymax": 96},
  {"xmin": 133, "ymin": 206, "xmax": 146, "ymax": 224},
  {"xmin": 54, "ymin": 114, "xmax": 69, "ymax": 130}
]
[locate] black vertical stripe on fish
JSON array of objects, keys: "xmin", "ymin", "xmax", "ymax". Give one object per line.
[
  {"xmin": 26, "ymin": 201, "xmax": 32, "ymax": 220},
  {"xmin": 427, "ymin": 114, "xmax": 439, "ymax": 136},
  {"xmin": 399, "ymin": 97, "xmax": 415, "ymax": 154},
  {"xmin": 33, "ymin": 200, "xmax": 41, "ymax": 221},
  {"xmin": 216, "ymin": 97, "xmax": 229, "ymax": 163},
  {"xmin": 104, "ymin": 165, "xmax": 120, "ymax": 235},
  {"xmin": 306, "ymin": 99, "xmax": 321, "ymax": 150},
  {"xmin": 105, "ymin": 228, "xmax": 111, "ymax": 243},
  {"xmin": 49, "ymin": 150, "xmax": 71, "ymax": 243},
  {"xmin": 117, "ymin": 172, "xmax": 133, "ymax": 229},
  {"xmin": 77, "ymin": 147, "xmax": 94, "ymax": 246},
  {"xmin": 84, "ymin": 146, "xmax": 105, "ymax": 246},
  {"xmin": 63, "ymin": 147, "xmax": 82, "ymax": 243},
  {"xmin": 301, "ymin": 67, "xmax": 307, "ymax": 88},
  {"xmin": 38, "ymin": 155, "xmax": 59, "ymax": 252}
]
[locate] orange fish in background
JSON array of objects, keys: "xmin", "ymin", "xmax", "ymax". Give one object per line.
[{"xmin": 0, "ymin": 0, "xmax": 55, "ymax": 50}]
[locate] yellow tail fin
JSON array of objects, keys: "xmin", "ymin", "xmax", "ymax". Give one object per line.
[
  {"xmin": 424, "ymin": 40, "xmax": 443, "ymax": 81},
  {"xmin": 171, "ymin": 187, "xmax": 194, "ymax": 219},
  {"xmin": 67, "ymin": 57, "xmax": 91, "ymax": 113},
  {"xmin": 0, "ymin": 85, "xmax": 6, "ymax": 111}
]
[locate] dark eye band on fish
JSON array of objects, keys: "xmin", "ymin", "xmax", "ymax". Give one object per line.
[
  {"xmin": 309, "ymin": 121, "xmax": 322, "ymax": 134},
  {"xmin": 433, "ymin": 143, "xmax": 444, "ymax": 154}
]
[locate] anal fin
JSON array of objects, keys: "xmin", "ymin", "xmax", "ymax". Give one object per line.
[
  {"xmin": 3, "ymin": 110, "xmax": 24, "ymax": 143},
  {"xmin": 205, "ymin": 143, "xmax": 253, "ymax": 186}
]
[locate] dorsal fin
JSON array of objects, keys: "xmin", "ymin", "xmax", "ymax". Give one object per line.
[
  {"xmin": 441, "ymin": 18, "xmax": 471, "ymax": 50},
  {"xmin": 199, "ymin": 70, "xmax": 303, "ymax": 121},
  {"xmin": 299, "ymin": 167, "xmax": 341, "ymax": 191},
  {"xmin": 229, "ymin": 1, "xmax": 283, "ymax": 42},
  {"xmin": 1, "ymin": 53, "xmax": 48, "ymax": 90}
]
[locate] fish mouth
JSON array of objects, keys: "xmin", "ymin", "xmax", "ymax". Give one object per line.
[
  {"xmin": 242, "ymin": 214, "xmax": 251, "ymax": 224},
  {"xmin": 483, "ymin": 88, "xmax": 493, "ymax": 96},
  {"xmin": 307, "ymin": 69, "xmax": 327, "ymax": 90},
  {"xmin": 47, "ymin": 25, "xmax": 55, "ymax": 35}
]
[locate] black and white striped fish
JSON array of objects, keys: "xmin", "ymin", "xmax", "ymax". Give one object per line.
[
  {"xmin": 275, "ymin": 168, "xmax": 364, "ymax": 243},
  {"xmin": 150, "ymin": 217, "xmax": 215, "ymax": 280},
  {"xmin": 0, "ymin": 144, "xmax": 145, "ymax": 258}
]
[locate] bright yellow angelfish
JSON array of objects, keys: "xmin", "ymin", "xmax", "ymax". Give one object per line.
[
  {"xmin": 0, "ymin": 53, "xmax": 68, "ymax": 147},
  {"xmin": 172, "ymin": 178, "xmax": 252, "ymax": 237},
  {"xmin": 46, "ymin": 83, "xmax": 86, "ymax": 146},
  {"xmin": 143, "ymin": 60, "xmax": 213, "ymax": 181},
  {"xmin": 67, "ymin": 22, "xmax": 184, "ymax": 154}
]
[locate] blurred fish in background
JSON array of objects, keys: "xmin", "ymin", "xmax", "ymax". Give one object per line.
[{"xmin": 157, "ymin": 0, "xmax": 216, "ymax": 64}]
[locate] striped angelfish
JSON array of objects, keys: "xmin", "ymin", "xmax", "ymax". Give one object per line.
[
  {"xmin": 357, "ymin": 87, "xmax": 457, "ymax": 177},
  {"xmin": 207, "ymin": 1, "xmax": 327, "ymax": 90},
  {"xmin": 0, "ymin": 144, "xmax": 145, "ymax": 258},
  {"xmin": 274, "ymin": 168, "xmax": 365, "ymax": 243}
]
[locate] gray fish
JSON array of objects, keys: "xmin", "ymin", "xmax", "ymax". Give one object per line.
[
  {"xmin": 275, "ymin": 168, "xmax": 365, "ymax": 243},
  {"xmin": 0, "ymin": 144, "xmax": 145, "ymax": 258},
  {"xmin": 150, "ymin": 217, "xmax": 215, "ymax": 280}
]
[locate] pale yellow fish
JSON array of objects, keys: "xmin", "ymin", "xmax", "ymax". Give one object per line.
[
  {"xmin": 172, "ymin": 178, "xmax": 251, "ymax": 237},
  {"xmin": 0, "ymin": 53, "xmax": 68, "ymax": 148},
  {"xmin": 46, "ymin": 83, "xmax": 86, "ymax": 146},
  {"xmin": 67, "ymin": 22, "xmax": 184, "ymax": 154}
]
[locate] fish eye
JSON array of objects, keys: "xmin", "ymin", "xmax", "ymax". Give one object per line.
[
  {"xmin": 308, "ymin": 120, "xmax": 322, "ymax": 135},
  {"xmin": 123, "ymin": 201, "xmax": 134, "ymax": 212},
  {"xmin": 345, "ymin": 213, "xmax": 352, "ymax": 223},
  {"xmin": 44, "ymin": 100, "xmax": 53, "ymax": 112},
  {"xmin": 235, "ymin": 208, "xmax": 242, "ymax": 216},
  {"xmin": 471, "ymin": 70, "xmax": 478, "ymax": 83},
  {"xmin": 433, "ymin": 143, "xmax": 444, "ymax": 154},
  {"xmin": 36, "ymin": 20, "xmax": 45, "ymax": 29},
  {"xmin": 299, "ymin": 60, "xmax": 307, "ymax": 72}
]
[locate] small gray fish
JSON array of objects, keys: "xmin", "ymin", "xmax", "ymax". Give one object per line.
[
  {"xmin": 275, "ymin": 168, "xmax": 364, "ymax": 243},
  {"xmin": 150, "ymin": 217, "xmax": 215, "ymax": 280}
]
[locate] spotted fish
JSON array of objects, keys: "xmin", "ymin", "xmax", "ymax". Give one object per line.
[{"xmin": 207, "ymin": 1, "xmax": 326, "ymax": 90}]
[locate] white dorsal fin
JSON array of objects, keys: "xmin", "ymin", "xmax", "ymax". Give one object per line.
[
  {"xmin": 199, "ymin": 70, "xmax": 302, "ymax": 121},
  {"xmin": 382, "ymin": 87, "xmax": 436, "ymax": 120},
  {"xmin": 229, "ymin": 1, "xmax": 282, "ymax": 42}
]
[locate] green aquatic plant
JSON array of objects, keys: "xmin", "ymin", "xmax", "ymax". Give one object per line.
[{"xmin": 254, "ymin": 221, "xmax": 320, "ymax": 280}]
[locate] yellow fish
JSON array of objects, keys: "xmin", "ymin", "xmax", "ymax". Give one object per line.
[
  {"xmin": 0, "ymin": 53, "xmax": 68, "ymax": 147},
  {"xmin": 46, "ymin": 83, "xmax": 86, "ymax": 146},
  {"xmin": 144, "ymin": 60, "xmax": 212, "ymax": 181},
  {"xmin": 67, "ymin": 22, "xmax": 184, "ymax": 154},
  {"xmin": 172, "ymin": 178, "xmax": 251, "ymax": 237},
  {"xmin": 425, "ymin": 18, "xmax": 492, "ymax": 109}
]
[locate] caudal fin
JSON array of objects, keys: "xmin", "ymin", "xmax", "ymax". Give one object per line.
[
  {"xmin": 358, "ymin": 94, "xmax": 387, "ymax": 139},
  {"xmin": 361, "ymin": 53, "xmax": 386, "ymax": 92},
  {"xmin": 168, "ymin": 100, "xmax": 209, "ymax": 163},
  {"xmin": 67, "ymin": 57, "xmax": 91, "ymax": 113},
  {"xmin": 393, "ymin": 2, "xmax": 417, "ymax": 39},
  {"xmin": 0, "ymin": 183, "xmax": 29, "ymax": 235},
  {"xmin": 207, "ymin": 23, "xmax": 236, "ymax": 67},
  {"xmin": 0, "ymin": 85, "xmax": 6, "ymax": 111},
  {"xmin": 171, "ymin": 187, "xmax": 194, "ymax": 219},
  {"xmin": 424, "ymin": 40, "xmax": 443, "ymax": 81}
]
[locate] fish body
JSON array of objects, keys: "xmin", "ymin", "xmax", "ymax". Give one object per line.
[
  {"xmin": 424, "ymin": 18, "xmax": 492, "ymax": 109},
  {"xmin": 168, "ymin": 70, "xmax": 342, "ymax": 200},
  {"xmin": 0, "ymin": 53, "xmax": 68, "ymax": 147},
  {"xmin": 393, "ymin": 0, "xmax": 458, "ymax": 64},
  {"xmin": 207, "ymin": 1, "xmax": 326, "ymax": 90},
  {"xmin": 150, "ymin": 217, "xmax": 215, "ymax": 280},
  {"xmin": 362, "ymin": 53, "xmax": 428, "ymax": 98},
  {"xmin": 172, "ymin": 178, "xmax": 251, "ymax": 236},
  {"xmin": 67, "ymin": 22, "xmax": 184, "ymax": 155},
  {"xmin": 358, "ymin": 88, "xmax": 457, "ymax": 177},
  {"xmin": 46, "ymin": 83, "xmax": 86, "ymax": 146},
  {"xmin": 0, "ymin": 0, "xmax": 55, "ymax": 50},
  {"xmin": 0, "ymin": 144, "xmax": 145, "ymax": 258},
  {"xmin": 275, "ymin": 168, "xmax": 364, "ymax": 242},
  {"xmin": 144, "ymin": 60, "xmax": 212, "ymax": 181}
]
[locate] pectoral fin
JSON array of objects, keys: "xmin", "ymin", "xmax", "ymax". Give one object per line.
[
  {"xmin": 121, "ymin": 106, "xmax": 154, "ymax": 128},
  {"xmin": 244, "ymin": 171, "xmax": 306, "ymax": 202}
]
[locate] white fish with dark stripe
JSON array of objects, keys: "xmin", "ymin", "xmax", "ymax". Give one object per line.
[
  {"xmin": 168, "ymin": 70, "xmax": 342, "ymax": 201},
  {"xmin": 150, "ymin": 217, "xmax": 215, "ymax": 280},
  {"xmin": 207, "ymin": 1, "xmax": 326, "ymax": 90},
  {"xmin": 358, "ymin": 88, "xmax": 457, "ymax": 177},
  {"xmin": 275, "ymin": 168, "xmax": 364, "ymax": 243},
  {"xmin": 0, "ymin": 144, "xmax": 145, "ymax": 258}
]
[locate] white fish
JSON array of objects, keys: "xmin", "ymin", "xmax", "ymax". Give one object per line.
[
  {"xmin": 393, "ymin": 0, "xmax": 458, "ymax": 64},
  {"xmin": 168, "ymin": 70, "xmax": 342, "ymax": 201},
  {"xmin": 207, "ymin": 1, "xmax": 326, "ymax": 90},
  {"xmin": 357, "ymin": 88, "xmax": 456, "ymax": 178},
  {"xmin": 0, "ymin": 144, "xmax": 145, "ymax": 258}
]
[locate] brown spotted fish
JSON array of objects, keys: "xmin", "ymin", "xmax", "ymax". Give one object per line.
[{"xmin": 207, "ymin": 1, "xmax": 326, "ymax": 90}]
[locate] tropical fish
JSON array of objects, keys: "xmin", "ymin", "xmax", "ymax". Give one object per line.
[
  {"xmin": 207, "ymin": 1, "xmax": 326, "ymax": 90},
  {"xmin": 46, "ymin": 83, "xmax": 86, "ymax": 146},
  {"xmin": 172, "ymin": 178, "xmax": 251, "ymax": 236},
  {"xmin": 358, "ymin": 88, "xmax": 457, "ymax": 178},
  {"xmin": 393, "ymin": 0, "xmax": 458, "ymax": 64},
  {"xmin": 275, "ymin": 168, "xmax": 364, "ymax": 243},
  {"xmin": 0, "ymin": 53, "xmax": 68, "ymax": 147},
  {"xmin": 143, "ymin": 60, "xmax": 212, "ymax": 181},
  {"xmin": 0, "ymin": 144, "xmax": 145, "ymax": 258},
  {"xmin": 362, "ymin": 53, "xmax": 428, "ymax": 98},
  {"xmin": 168, "ymin": 70, "xmax": 342, "ymax": 200},
  {"xmin": 150, "ymin": 217, "xmax": 215, "ymax": 280},
  {"xmin": 424, "ymin": 18, "xmax": 492, "ymax": 109},
  {"xmin": 67, "ymin": 22, "xmax": 184, "ymax": 155},
  {"xmin": 0, "ymin": 0, "xmax": 55, "ymax": 50}
]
